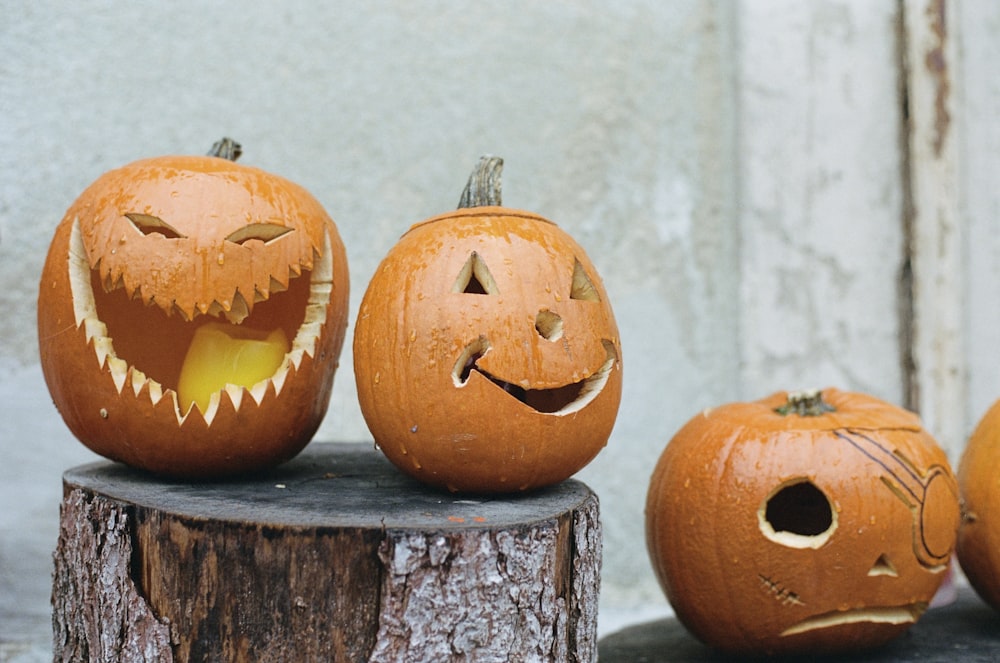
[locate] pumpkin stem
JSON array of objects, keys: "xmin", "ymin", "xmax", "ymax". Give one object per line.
[
  {"xmin": 208, "ymin": 137, "xmax": 242, "ymax": 162},
  {"xmin": 458, "ymin": 155, "xmax": 503, "ymax": 209},
  {"xmin": 775, "ymin": 389, "xmax": 836, "ymax": 417}
]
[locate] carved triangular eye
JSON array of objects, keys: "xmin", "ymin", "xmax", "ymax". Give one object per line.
[
  {"xmin": 570, "ymin": 259, "xmax": 600, "ymax": 302},
  {"xmin": 226, "ymin": 223, "xmax": 294, "ymax": 245},
  {"xmin": 125, "ymin": 213, "xmax": 184, "ymax": 239},
  {"xmin": 452, "ymin": 252, "xmax": 498, "ymax": 295}
]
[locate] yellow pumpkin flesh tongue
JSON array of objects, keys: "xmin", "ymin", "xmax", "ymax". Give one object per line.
[{"xmin": 177, "ymin": 322, "xmax": 289, "ymax": 414}]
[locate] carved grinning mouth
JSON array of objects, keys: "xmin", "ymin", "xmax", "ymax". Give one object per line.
[
  {"xmin": 452, "ymin": 336, "xmax": 618, "ymax": 414},
  {"xmin": 66, "ymin": 217, "xmax": 333, "ymax": 424}
]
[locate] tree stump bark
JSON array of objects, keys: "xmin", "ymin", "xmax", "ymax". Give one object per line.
[{"xmin": 51, "ymin": 443, "xmax": 601, "ymax": 662}]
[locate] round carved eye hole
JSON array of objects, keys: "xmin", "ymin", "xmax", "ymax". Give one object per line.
[
  {"xmin": 758, "ymin": 479, "xmax": 837, "ymax": 549},
  {"xmin": 535, "ymin": 310, "xmax": 563, "ymax": 341}
]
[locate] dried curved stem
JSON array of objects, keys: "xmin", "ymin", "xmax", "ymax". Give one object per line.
[{"xmin": 458, "ymin": 155, "xmax": 503, "ymax": 208}]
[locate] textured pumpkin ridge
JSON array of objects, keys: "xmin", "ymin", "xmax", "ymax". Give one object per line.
[{"xmin": 68, "ymin": 216, "xmax": 335, "ymax": 425}]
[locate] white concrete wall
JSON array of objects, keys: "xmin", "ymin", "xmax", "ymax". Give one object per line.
[{"xmin": 3, "ymin": 0, "xmax": 998, "ymax": 649}]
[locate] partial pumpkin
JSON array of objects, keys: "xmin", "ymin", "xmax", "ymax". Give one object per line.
[
  {"xmin": 957, "ymin": 399, "xmax": 1000, "ymax": 611},
  {"xmin": 354, "ymin": 157, "xmax": 622, "ymax": 493},
  {"xmin": 37, "ymin": 139, "xmax": 349, "ymax": 477},
  {"xmin": 645, "ymin": 388, "xmax": 960, "ymax": 656}
]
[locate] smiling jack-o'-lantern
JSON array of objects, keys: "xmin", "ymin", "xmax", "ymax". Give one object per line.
[
  {"xmin": 38, "ymin": 139, "xmax": 349, "ymax": 477},
  {"xmin": 353, "ymin": 157, "xmax": 622, "ymax": 493},
  {"xmin": 645, "ymin": 389, "xmax": 960, "ymax": 656}
]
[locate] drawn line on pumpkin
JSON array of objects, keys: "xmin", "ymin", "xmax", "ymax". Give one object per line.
[
  {"xmin": 833, "ymin": 430, "xmax": 955, "ymax": 568},
  {"xmin": 834, "ymin": 430, "xmax": 921, "ymax": 502}
]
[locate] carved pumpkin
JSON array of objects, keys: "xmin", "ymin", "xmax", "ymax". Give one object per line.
[
  {"xmin": 354, "ymin": 157, "xmax": 622, "ymax": 493},
  {"xmin": 645, "ymin": 389, "xmax": 960, "ymax": 656},
  {"xmin": 37, "ymin": 139, "xmax": 349, "ymax": 477},
  {"xmin": 957, "ymin": 399, "xmax": 1000, "ymax": 611}
]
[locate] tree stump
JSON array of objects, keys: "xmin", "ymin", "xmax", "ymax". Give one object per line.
[{"xmin": 51, "ymin": 443, "xmax": 601, "ymax": 662}]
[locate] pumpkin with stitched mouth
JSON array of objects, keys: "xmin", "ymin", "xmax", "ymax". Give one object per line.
[
  {"xmin": 354, "ymin": 157, "xmax": 622, "ymax": 493},
  {"xmin": 645, "ymin": 389, "xmax": 960, "ymax": 656},
  {"xmin": 37, "ymin": 139, "xmax": 349, "ymax": 478}
]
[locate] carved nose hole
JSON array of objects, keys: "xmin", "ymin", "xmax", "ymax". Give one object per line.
[
  {"xmin": 535, "ymin": 310, "xmax": 563, "ymax": 341},
  {"xmin": 759, "ymin": 479, "xmax": 837, "ymax": 549},
  {"xmin": 868, "ymin": 554, "xmax": 899, "ymax": 577}
]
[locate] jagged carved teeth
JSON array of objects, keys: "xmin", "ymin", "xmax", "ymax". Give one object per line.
[
  {"xmin": 101, "ymin": 271, "xmax": 272, "ymax": 324},
  {"xmin": 452, "ymin": 336, "xmax": 618, "ymax": 415},
  {"xmin": 68, "ymin": 217, "xmax": 334, "ymax": 424}
]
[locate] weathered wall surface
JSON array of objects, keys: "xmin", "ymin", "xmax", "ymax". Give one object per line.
[
  {"xmin": 959, "ymin": 1, "xmax": 1000, "ymax": 431},
  {"xmin": 737, "ymin": 1, "xmax": 905, "ymax": 401},
  {"xmin": 2, "ymin": 0, "xmax": 996, "ymax": 647}
]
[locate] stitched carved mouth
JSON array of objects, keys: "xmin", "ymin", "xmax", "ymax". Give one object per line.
[
  {"xmin": 452, "ymin": 336, "xmax": 618, "ymax": 414},
  {"xmin": 67, "ymin": 218, "xmax": 333, "ymax": 423},
  {"xmin": 780, "ymin": 603, "xmax": 927, "ymax": 636}
]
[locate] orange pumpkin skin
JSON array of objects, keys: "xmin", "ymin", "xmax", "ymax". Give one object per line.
[
  {"xmin": 957, "ymin": 399, "xmax": 1000, "ymax": 611},
  {"xmin": 38, "ymin": 153, "xmax": 349, "ymax": 477},
  {"xmin": 645, "ymin": 389, "xmax": 960, "ymax": 656},
  {"xmin": 354, "ymin": 207, "xmax": 622, "ymax": 493}
]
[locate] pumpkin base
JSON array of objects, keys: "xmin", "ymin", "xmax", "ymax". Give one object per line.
[{"xmin": 53, "ymin": 443, "xmax": 601, "ymax": 662}]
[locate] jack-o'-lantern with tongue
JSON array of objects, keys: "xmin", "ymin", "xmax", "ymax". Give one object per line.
[
  {"xmin": 645, "ymin": 388, "xmax": 960, "ymax": 656},
  {"xmin": 354, "ymin": 157, "xmax": 622, "ymax": 493},
  {"xmin": 38, "ymin": 139, "xmax": 349, "ymax": 478}
]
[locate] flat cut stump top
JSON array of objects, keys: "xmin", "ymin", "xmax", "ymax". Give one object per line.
[{"xmin": 62, "ymin": 441, "xmax": 596, "ymax": 529}]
